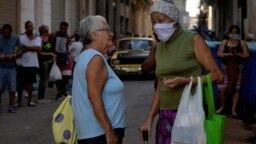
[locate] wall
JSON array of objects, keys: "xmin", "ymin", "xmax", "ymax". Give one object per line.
[{"xmin": 20, "ymin": 0, "xmax": 51, "ymax": 33}]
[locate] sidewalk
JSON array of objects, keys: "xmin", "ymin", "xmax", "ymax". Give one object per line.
[
  {"xmin": 224, "ymin": 115, "xmax": 256, "ymax": 144},
  {"xmin": 0, "ymin": 87, "xmax": 255, "ymax": 143}
]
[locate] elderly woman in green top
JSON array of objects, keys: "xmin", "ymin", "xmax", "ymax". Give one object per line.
[{"xmin": 139, "ymin": 0, "xmax": 223, "ymax": 143}]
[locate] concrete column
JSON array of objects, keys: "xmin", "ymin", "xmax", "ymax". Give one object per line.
[
  {"xmin": 247, "ymin": 0, "xmax": 256, "ymax": 36},
  {"xmin": 65, "ymin": 0, "xmax": 70, "ymax": 23},
  {"xmin": 79, "ymin": 0, "xmax": 86, "ymax": 20},
  {"xmin": 115, "ymin": 0, "xmax": 121, "ymax": 38},
  {"xmin": 88, "ymin": 0, "xmax": 96, "ymax": 15},
  {"xmin": 65, "ymin": 0, "xmax": 79, "ymax": 34},
  {"xmin": 42, "ymin": 0, "xmax": 51, "ymax": 31},
  {"xmin": 108, "ymin": 0, "xmax": 114, "ymax": 30},
  {"xmin": 252, "ymin": 0, "xmax": 256, "ymax": 36},
  {"xmin": 97, "ymin": 0, "xmax": 106, "ymax": 17},
  {"xmin": 20, "ymin": 0, "xmax": 35, "ymax": 33},
  {"xmin": 35, "ymin": 0, "xmax": 43, "ymax": 30}
]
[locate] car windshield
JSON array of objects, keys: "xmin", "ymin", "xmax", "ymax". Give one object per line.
[{"xmin": 117, "ymin": 39, "xmax": 152, "ymax": 51}]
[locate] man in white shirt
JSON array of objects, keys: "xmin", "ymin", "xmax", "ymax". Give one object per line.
[{"xmin": 19, "ymin": 21, "xmax": 41, "ymax": 107}]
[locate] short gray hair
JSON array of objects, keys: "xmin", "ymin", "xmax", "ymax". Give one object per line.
[
  {"xmin": 150, "ymin": 0, "xmax": 179, "ymax": 22},
  {"xmin": 79, "ymin": 15, "xmax": 107, "ymax": 44}
]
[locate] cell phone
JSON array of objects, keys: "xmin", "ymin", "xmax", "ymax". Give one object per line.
[{"xmin": 142, "ymin": 130, "xmax": 148, "ymax": 141}]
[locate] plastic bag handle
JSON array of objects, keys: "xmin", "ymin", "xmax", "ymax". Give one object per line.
[{"xmin": 182, "ymin": 77, "xmax": 194, "ymax": 108}]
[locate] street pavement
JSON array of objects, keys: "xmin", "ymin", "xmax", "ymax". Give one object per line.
[{"xmin": 0, "ymin": 80, "xmax": 255, "ymax": 144}]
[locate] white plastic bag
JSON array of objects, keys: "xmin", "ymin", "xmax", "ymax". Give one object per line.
[
  {"xmin": 171, "ymin": 77, "xmax": 207, "ymax": 144},
  {"xmin": 49, "ymin": 62, "xmax": 62, "ymax": 81}
]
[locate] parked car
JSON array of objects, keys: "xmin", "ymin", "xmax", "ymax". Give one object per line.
[{"xmin": 110, "ymin": 37, "xmax": 154, "ymax": 75}]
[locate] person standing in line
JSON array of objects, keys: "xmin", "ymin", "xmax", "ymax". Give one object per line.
[
  {"xmin": 69, "ymin": 33, "xmax": 83, "ymax": 64},
  {"xmin": 217, "ymin": 25, "xmax": 249, "ymax": 116},
  {"xmin": 66, "ymin": 33, "xmax": 83, "ymax": 95},
  {"xmin": 37, "ymin": 25, "xmax": 56, "ymax": 103},
  {"xmin": 0, "ymin": 24, "xmax": 21, "ymax": 113},
  {"xmin": 19, "ymin": 21, "xmax": 42, "ymax": 107},
  {"xmin": 138, "ymin": 0, "xmax": 223, "ymax": 143},
  {"xmin": 104, "ymin": 34, "xmax": 116, "ymax": 63},
  {"xmin": 72, "ymin": 15, "xmax": 126, "ymax": 144},
  {"xmin": 246, "ymin": 33, "xmax": 254, "ymax": 42},
  {"xmin": 50, "ymin": 21, "xmax": 71, "ymax": 100}
]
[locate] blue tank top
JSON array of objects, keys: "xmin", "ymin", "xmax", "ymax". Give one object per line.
[{"xmin": 72, "ymin": 48, "xmax": 126, "ymax": 139}]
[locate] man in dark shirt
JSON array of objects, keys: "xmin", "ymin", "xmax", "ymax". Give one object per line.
[{"xmin": 50, "ymin": 21, "xmax": 71, "ymax": 100}]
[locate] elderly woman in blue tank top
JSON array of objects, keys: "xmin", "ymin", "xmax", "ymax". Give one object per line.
[{"xmin": 72, "ymin": 16, "xmax": 126, "ymax": 144}]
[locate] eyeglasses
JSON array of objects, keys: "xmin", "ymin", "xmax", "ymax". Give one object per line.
[{"xmin": 96, "ymin": 28, "xmax": 112, "ymax": 33}]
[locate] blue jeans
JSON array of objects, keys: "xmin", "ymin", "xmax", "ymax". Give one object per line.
[{"xmin": 0, "ymin": 67, "xmax": 17, "ymax": 93}]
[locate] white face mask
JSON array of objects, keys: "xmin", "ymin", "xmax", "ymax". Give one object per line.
[
  {"xmin": 229, "ymin": 34, "xmax": 240, "ymax": 40},
  {"xmin": 153, "ymin": 22, "xmax": 176, "ymax": 42}
]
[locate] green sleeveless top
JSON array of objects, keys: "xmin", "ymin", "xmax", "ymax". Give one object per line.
[{"xmin": 155, "ymin": 25, "xmax": 203, "ymax": 110}]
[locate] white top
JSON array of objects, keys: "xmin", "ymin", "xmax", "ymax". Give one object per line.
[
  {"xmin": 19, "ymin": 35, "xmax": 42, "ymax": 67},
  {"xmin": 69, "ymin": 41, "xmax": 83, "ymax": 62}
]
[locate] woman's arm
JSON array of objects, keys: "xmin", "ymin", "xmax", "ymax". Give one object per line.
[
  {"xmin": 236, "ymin": 40, "xmax": 249, "ymax": 59},
  {"xmin": 86, "ymin": 55, "xmax": 117, "ymax": 143},
  {"xmin": 38, "ymin": 51, "xmax": 57, "ymax": 58},
  {"xmin": 139, "ymin": 79, "xmax": 160, "ymax": 139},
  {"xmin": 146, "ymin": 78, "xmax": 160, "ymax": 121},
  {"xmin": 141, "ymin": 46, "xmax": 156, "ymax": 74},
  {"xmin": 163, "ymin": 35, "xmax": 223, "ymax": 88},
  {"xmin": 194, "ymin": 34, "xmax": 223, "ymax": 84}
]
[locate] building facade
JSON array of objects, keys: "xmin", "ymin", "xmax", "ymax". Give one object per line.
[
  {"xmin": 200, "ymin": 0, "xmax": 256, "ymax": 40},
  {"xmin": 0, "ymin": 0, "xmax": 152, "ymax": 38}
]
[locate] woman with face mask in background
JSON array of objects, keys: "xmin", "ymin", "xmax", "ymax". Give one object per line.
[
  {"xmin": 217, "ymin": 25, "xmax": 249, "ymax": 116},
  {"xmin": 139, "ymin": 0, "xmax": 223, "ymax": 143}
]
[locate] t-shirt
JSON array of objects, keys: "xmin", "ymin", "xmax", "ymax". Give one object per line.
[
  {"xmin": 0, "ymin": 35, "xmax": 20, "ymax": 68},
  {"xmin": 20, "ymin": 34, "xmax": 42, "ymax": 68},
  {"xmin": 69, "ymin": 41, "xmax": 83, "ymax": 62},
  {"xmin": 39, "ymin": 41, "xmax": 53, "ymax": 63},
  {"xmin": 54, "ymin": 31, "xmax": 69, "ymax": 66}
]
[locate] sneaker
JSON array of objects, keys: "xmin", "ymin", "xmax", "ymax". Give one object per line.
[
  {"xmin": 55, "ymin": 93, "xmax": 61, "ymax": 99},
  {"xmin": 38, "ymin": 99, "xmax": 51, "ymax": 104},
  {"xmin": 27, "ymin": 101, "xmax": 36, "ymax": 107},
  {"xmin": 216, "ymin": 107, "xmax": 223, "ymax": 114},
  {"xmin": 8, "ymin": 106, "xmax": 17, "ymax": 113},
  {"xmin": 13, "ymin": 103, "xmax": 23, "ymax": 108},
  {"xmin": 56, "ymin": 96, "xmax": 65, "ymax": 101},
  {"xmin": 24, "ymin": 91, "xmax": 29, "ymax": 99},
  {"xmin": 232, "ymin": 111, "xmax": 238, "ymax": 116}
]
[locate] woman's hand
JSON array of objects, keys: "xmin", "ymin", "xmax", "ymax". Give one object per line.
[
  {"xmin": 163, "ymin": 77, "xmax": 189, "ymax": 88},
  {"xmin": 225, "ymin": 53, "xmax": 233, "ymax": 57},
  {"xmin": 139, "ymin": 118, "xmax": 153, "ymax": 142},
  {"xmin": 106, "ymin": 129, "xmax": 118, "ymax": 144}
]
